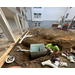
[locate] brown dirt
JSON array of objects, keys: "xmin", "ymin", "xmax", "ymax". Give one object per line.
[{"xmin": 2, "ymin": 28, "xmax": 75, "ymax": 68}]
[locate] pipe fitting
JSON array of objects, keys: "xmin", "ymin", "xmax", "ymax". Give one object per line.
[
  {"xmin": 41, "ymin": 60, "xmax": 58, "ymax": 68},
  {"xmin": 54, "ymin": 61, "xmax": 60, "ymax": 67}
]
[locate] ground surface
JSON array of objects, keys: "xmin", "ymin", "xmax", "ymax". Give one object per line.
[
  {"xmin": 2, "ymin": 28, "xmax": 75, "ymax": 68},
  {"xmin": 0, "ymin": 30, "xmax": 24, "ymax": 57}
]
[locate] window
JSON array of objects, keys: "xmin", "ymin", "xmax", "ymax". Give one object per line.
[
  {"xmin": 70, "ymin": 7, "xmax": 72, "ymax": 9},
  {"xmin": 34, "ymin": 13, "xmax": 37, "ymax": 18},
  {"xmin": 38, "ymin": 23, "xmax": 41, "ymax": 26},
  {"xmin": 66, "ymin": 13, "xmax": 69, "ymax": 18},
  {"xmin": 34, "ymin": 23, "xmax": 37, "ymax": 26},
  {"xmin": 34, "ymin": 23, "xmax": 41, "ymax": 27},
  {"xmin": 38, "ymin": 13, "xmax": 41, "ymax": 18},
  {"xmin": 34, "ymin": 13, "xmax": 41, "ymax": 18}
]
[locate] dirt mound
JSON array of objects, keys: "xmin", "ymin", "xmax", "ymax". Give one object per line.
[
  {"xmin": 22, "ymin": 28, "xmax": 75, "ymax": 53},
  {"xmin": 2, "ymin": 28, "xmax": 75, "ymax": 68}
]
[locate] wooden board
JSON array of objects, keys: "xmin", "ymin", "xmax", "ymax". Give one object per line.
[
  {"xmin": 0, "ymin": 29, "xmax": 28, "ymax": 68},
  {"xmin": 0, "ymin": 55, "xmax": 9, "ymax": 68}
]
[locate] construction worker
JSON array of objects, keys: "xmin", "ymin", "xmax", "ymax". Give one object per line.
[
  {"xmin": 63, "ymin": 23, "xmax": 69, "ymax": 28},
  {"xmin": 45, "ymin": 42, "xmax": 60, "ymax": 55}
]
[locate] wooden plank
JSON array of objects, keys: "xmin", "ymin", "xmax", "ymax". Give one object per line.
[
  {"xmin": 0, "ymin": 29, "xmax": 28, "ymax": 68},
  {"xmin": 0, "ymin": 55, "xmax": 9, "ymax": 68},
  {"xmin": 0, "ymin": 46, "xmax": 13, "ymax": 64}
]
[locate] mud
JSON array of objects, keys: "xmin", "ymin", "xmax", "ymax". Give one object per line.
[{"xmin": 2, "ymin": 28, "xmax": 75, "ymax": 68}]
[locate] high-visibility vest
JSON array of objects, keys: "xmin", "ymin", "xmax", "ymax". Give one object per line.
[{"xmin": 65, "ymin": 23, "xmax": 69, "ymax": 26}]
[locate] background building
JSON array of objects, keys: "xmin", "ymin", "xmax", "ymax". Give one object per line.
[
  {"xmin": 26, "ymin": 7, "xmax": 75, "ymax": 28},
  {"xmin": 0, "ymin": 7, "xmax": 75, "ymax": 42}
]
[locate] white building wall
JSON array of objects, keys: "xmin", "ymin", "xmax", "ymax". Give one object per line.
[
  {"xmin": 26, "ymin": 7, "xmax": 68, "ymax": 21},
  {"xmin": 43, "ymin": 7, "xmax": 68, "ymax": 20},
  {"xmin": 26, "ymin": 7, "xmax": 32, "ymax": 20}
]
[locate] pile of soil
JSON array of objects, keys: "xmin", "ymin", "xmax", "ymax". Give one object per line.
[{"xmin": 2, "ymin": 28, "xmax": 75, "ymax": 68}]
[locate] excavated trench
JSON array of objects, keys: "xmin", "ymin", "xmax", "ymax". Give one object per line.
[{"xmin": 2, "ymin": 28, "xmax": 75, "ymax": 68}]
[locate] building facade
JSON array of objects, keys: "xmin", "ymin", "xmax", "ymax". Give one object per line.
[{"xmin": 26, "ymin": 7, "xmax": 68, "ymax": 28}]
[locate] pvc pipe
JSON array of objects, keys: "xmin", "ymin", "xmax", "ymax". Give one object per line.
[
  {"xmin": 41, "ymin": 60, "xmax": 58, "ymax": 68},
  {"xmin": 26, "ymin": 35, "xmax": 33, "ymax": 38},
  {"xmin": 60, "ymin": 62, "xmax": 67, "ymax": 67},
  {"xmin": 17, "ymin": 46, "xmax": 30, "ymax": 51},
  {"xmin": 19, "ymin": 30, "xmax": 29, "ymax": 44},
  {"xmin": 61, "ymin": 53, "xmax": 67, "ymax": 57},
  {"xmin": 69, "ymin": 56, "xmax": 75, "ymax": 63},
  {"xmin": 62, "ymin": 53, "xmax": 75, "ymax": 63},
  {"xmin": 54, "ymin": 61, "xmax": 60, "ymax": 67},
  {"xmin": 66, "ymin": 56, "xmax": 75, "ymax": 63}
]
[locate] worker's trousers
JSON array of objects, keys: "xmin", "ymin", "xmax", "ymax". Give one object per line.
[{"xmin": 47, "ymin": 50, "xmax": 51, "ymax": 55}]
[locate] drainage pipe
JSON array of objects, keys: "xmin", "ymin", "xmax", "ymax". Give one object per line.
[
  {"xmin": 19, "ymin": 30, "xmax": 30, "ymax": 44},
  {"xmin": 68, "ymin": 56, "xmax": 75, "ymax": 63},
  {"xmin": 17, "ymin": 46, "xmax": 30, "ymax": 51},
  {"xmin": 41, "ymin": 60, "xmax": 58, "ymax": 68}
]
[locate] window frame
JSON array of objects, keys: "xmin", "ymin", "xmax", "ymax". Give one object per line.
[
  {"xmin": 70, "ymin": 7, "xmax": 72, "ymax": 9},
  {"xmin": 34, "ymin": 23, "xmax": 41, "ymax": 27},
  {"xmin": 34, "ymin": 23, "xmax": 37, "ymax": 26},
  {"xmin": 66, "ymin": 13, "xmax": 69, "ymax": 18},
  {"xmin": 38, "ymin": 13, "xmax": 41, "ymax": 18},
  {"xmin": 34, "ymin": 13, "xmax": 42, "ymax": 18},
  {"xmin": 34, "ymin": 13, "xmax": 37, "ymax": 18},
  {"xmin": 38, "ymin": 23, "xmax": 41, "ymax": 26}
]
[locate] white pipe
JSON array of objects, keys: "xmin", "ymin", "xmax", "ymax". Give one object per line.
[
  {"xmin": 41, "ymin": 60, "xmax": 58, "ymax": 68},
  {"xmin": 26, "ymin": 35, "xmax": 33, "ymax": 37},
  {"xmin": 69, "ymin": 56, "xmax": 75, "ymax": 63},
  {"xmin": 17, "ymin": 46, "xmax": 30, "ymax": 51},
  {"xmin": 54, "ymin": 61, "xmax": 60, "ymax": 67},
  {"xmin": 61, "ymin": 53, "xmax": 67, "ymax": 57},
  {"xmin": 60, "ymin": 62, "xmax": 67, "ymax": 67},
  {"xmin": 19, "ymin": 30, "xmax": 29, "ymax": 44},
  {"xmin": 62, "ymin": 53, "xmax": 75, "ymax": 63}
]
